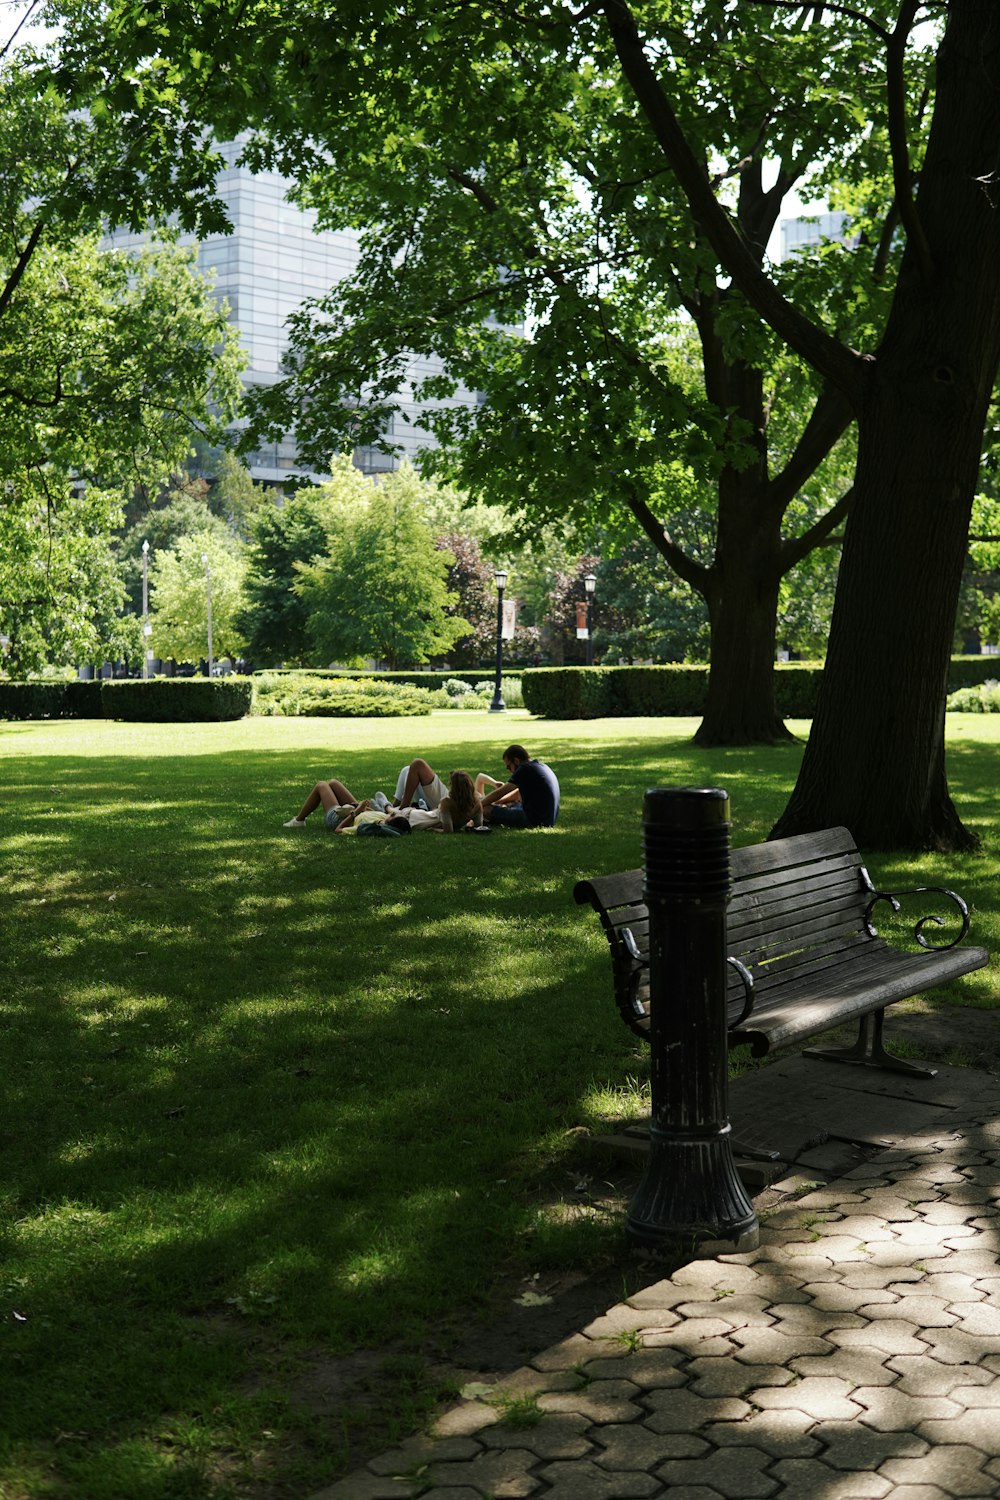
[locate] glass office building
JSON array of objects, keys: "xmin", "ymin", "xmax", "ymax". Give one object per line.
[{"xmin": 106, "ymin": 140, "xmax": 483, "ymax": 484}]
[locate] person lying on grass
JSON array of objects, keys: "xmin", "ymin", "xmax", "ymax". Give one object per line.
[{"xmin": 284, "ymin": 769, "xmax": 483, "ymax": 833}]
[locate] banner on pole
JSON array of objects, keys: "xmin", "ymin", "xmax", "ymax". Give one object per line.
[
  {"xmin": 502, "ymin": 598, "xmax": 517, "ymax": 640},
  {"xmin": 576, "ymin": 601, "xmax": 589, "ymax": 640}
]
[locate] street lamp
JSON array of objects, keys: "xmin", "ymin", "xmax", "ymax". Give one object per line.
[
  {"xmin": 490, "ymin": 567, "xmax": 508, "ymax": 713},
  {"xmin": 141, "ymin": 539, "xmax": 151, "ymax": 680},
  {"xmin": 583, "ymin": 572, "xmax": 597, "ymax": 666},
  {"xmin": 201, "ymin": 552, "xmax": 214, "ymax": 678}
]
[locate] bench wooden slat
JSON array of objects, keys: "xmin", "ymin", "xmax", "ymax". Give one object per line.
[{"xmin": 577, "ymin": 825, "xmax": 989, "ymax": 1067}]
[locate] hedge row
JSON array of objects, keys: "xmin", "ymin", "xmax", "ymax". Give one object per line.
[
  {"xmin": 0, "ymin": 679, "xmax": 253, "ymax": 722},
  {"xmin": 520, "ymin": 658, "xmax": 1000, "ymax": 719},
  {"xmin": 254, "ymin": 667, "xmax": 501, "ymax": 690}
]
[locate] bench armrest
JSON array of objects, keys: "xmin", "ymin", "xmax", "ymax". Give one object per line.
[
  {"xmin": 727, "ymin": 956, "xmax": 755, "ymax": 1025},
  {"xmin": 864, "ymin": 886, "xmax": 971, "ymax": 951}
]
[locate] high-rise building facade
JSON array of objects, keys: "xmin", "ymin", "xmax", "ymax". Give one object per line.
[{"xmin": 107, "ymin": 140, "xmax": 483, "ymax": 484}]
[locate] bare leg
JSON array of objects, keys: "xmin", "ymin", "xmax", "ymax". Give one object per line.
[
  {"xmin": 475, "ymin": 772, "xmax": 504, "ymax": 796},
  {"xmin": 394, "ymin": 758, "xmax": 437, "ymax": 808},
  {"xmin": 292, "ymin": 777, "xmax": 358, "ymax": 823}
]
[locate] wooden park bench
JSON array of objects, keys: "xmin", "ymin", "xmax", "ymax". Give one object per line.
[{"xmin": 574, "ymin": 826, "xmax": 989, "ymax": 1080}]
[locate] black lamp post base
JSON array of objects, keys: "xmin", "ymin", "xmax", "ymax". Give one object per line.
[{"xmin": 626, "ymin": 1125, "xmax": 759, "ymax": 1258}]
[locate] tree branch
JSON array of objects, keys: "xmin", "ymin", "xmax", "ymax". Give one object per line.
[
  {"xmin": 886, "ymin": 0, "xmax": 933, "ymax": 281},
  {"xmin": 763, "ymin": 382, "xmax": 854, "ymax": 515},
  {"xmin": 623, "ymin": 485, "xmax": 711, "ymax": 593},
  {"xmin": 747, "ymin": 0, "xmax": 890, "ymax": 40},
  {"xmin": 778, "ymin": 484, "xmax": 855, "ymax": 573},
  {"xmin": 600, "ymin": 0, "xmax": 867, "ymax": 403}
]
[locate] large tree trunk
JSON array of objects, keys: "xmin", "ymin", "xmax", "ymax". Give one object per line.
[
  {"xmin": 773, "ymin": 2, "xmax": 1000, "ymax": 850},
  {"xmin": 695, "ymin": 527, "xmax": 790, "ymax": 746}
]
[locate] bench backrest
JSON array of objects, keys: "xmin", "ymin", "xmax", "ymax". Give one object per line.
[{"xmin": 574, "ymin": 827, "xmax": 873, "ymax": 1037}]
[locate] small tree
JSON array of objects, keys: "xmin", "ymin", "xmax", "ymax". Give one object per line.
[
  {"xmin": 435, "ymin": 531, "xmax": 498, "ymax": 667},
  {"xmin": 298, "ymin": 466, "xmax": 469, "ymax": 668},
  {"xmin": 238, "ymin": 454, "xmax": 374, "ymax": 666},
  {"xmin": 149, "ymin": 532, "xmax": 247, "ymax": 662}
]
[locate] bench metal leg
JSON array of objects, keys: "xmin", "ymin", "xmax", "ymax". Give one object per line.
[{"xmin": 803, "ymin": 1011, "xmax": 937, "ymax": 1080}]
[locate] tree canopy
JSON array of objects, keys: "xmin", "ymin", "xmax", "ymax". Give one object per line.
[{"xmin": 32, "ymin": 0, "xmax": 1000, "ymax": 844}]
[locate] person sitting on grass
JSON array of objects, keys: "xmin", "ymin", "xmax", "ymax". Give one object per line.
[
  {"xmin": 284, "ymin": 768, "xmax": 482, "ymax": 833},
  {"xmin": 389, "ymin": 767, "xmax": 483, "ymax": 831},
  {"xmin": 477, "ymin": 745, "xmax": 560, "ymax": 829}
]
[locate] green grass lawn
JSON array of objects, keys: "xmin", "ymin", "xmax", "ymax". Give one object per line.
[{"xmin": 2, "ymin": 710, "xmax": 997, "ymax": 1499}]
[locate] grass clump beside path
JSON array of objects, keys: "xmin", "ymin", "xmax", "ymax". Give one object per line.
[{"xmin": 1, "ymin": 710, "xmax": 997, "ymax": 1499}]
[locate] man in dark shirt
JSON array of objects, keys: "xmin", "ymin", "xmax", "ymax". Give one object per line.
[{"xmin": 479, "ymin": 745, "xmax": 560, "ymax": 828}]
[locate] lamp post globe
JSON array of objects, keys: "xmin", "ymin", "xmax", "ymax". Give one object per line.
[{"xmin": 583, "ymin": 572, "xmax": 597, "ymax": 666}]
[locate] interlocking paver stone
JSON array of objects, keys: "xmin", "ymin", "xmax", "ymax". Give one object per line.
[
  {"xmin": 580, "ymin": 1303, "xmax": 680, "ymax": 1338},
  {"xmin": 946, "ymin": 1300, "xmax": 1000, "ymax": 1335},
  {"xmin": 530, "ymin": 1458, "xmax": 661, "ymax": 1499},
  {"xmin": 790, "ymin": 1348, "xmax": 898, "ymax": 1387},
  {"xmin": 947, "ymin": 1380, "xmax": 1000, "ymax": 1410},
  {"xmin": 431, "ymin": 1402, "xmax": 501, "ymax": 1439},
  {"xmin": 656, "ymin": 1445, "xmax": 778, "ymax": 1496},
  {"xmin": 888, "ymin": 1355, "xmax": 997, "ymax": 1396},
  {"xmin": 917, "ymin": 1326, "xmax": 1000, "ymax": 1364},
  {"xmin": 751, "ymin": 1376, "xmax": 863, "ymax": 1421},
  {"xmin": 672, "ymin": 1294, "xmax": 775, "ymax": 1326},
  {"xmin": 764, "ymin": 1302, "xmax": 865, "ymax": 1335},
  {"xmin": 592, "ymin": 1425, "xmax": 709, "ymax": 1469},
  {"xmin": 685, "ymin": 1355, "xmax": 796, "ymax": 1397},
  {"xmin": 643, "ymin": 1387, "xmax": 751, "ymax": 1432},
  {"xmin": 729, "ymin": 1326, "xmax": 833, "ymax": 1363},
  {"xmin": 703, "ymin": 1408, "xmax": 821, "ymax": 1457},
  {"xmin": 766, "ymin": 1457, "xmax": 890, "ymax": 1497},
  {"xmin": 802, "ymin": 1281, "xmax": 895, "ymax": 1311},
  {"xmin": 583, "ymin": 1348, "xmax": 686, "ymax": 1386},
  {"xmin": 424, "ymin": 1447, "xmax": 538, "ymax": 1496},
  {"xmin": 479, "ymin": 1414, "xmax": 592, "ymax": 1460},
  {"xmin": 367, "ymin": 1437, "xmax": 479, "ymax": 1476},
  {"xmin": 906, "ymin": 1272, "xmax": 984, "ymax": 1299},
  {"xmin": 855, "ymin": 1294, "xmax": 955, "ymax": 1326},
  {"xmin": 918, "ymin": 1409, "xmax": 1000, "ymax": 1453},
  {"xmin": 879, "ymin": 1443, "xmax": 997, "ymax": 1495},
  {"xmin": 852, "ymin": 1386, "xmax": 960, "ymax": 1431},
  {"xmin": 536, "ymin": 1378, "xmax": 642, "ymax": 1424},
  {"xmin": 817, "ymin": 1419, "xmax": 926, "ymax": 1467},
  {"xmin": 826, "ymin": 1319, "xmax": 927, "ymax": 1356}
]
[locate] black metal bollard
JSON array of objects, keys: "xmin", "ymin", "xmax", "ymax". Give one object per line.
[{"xmin": 626, "ymin": 787, "xmax": 758, "ymax": 1258}]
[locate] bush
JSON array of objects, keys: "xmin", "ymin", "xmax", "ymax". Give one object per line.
[
  {"xmin": 522, "ymin": 666, "xmax": 705, "ymax": 719},
  {"xmin": 0, "ymin": 681, "xmax": 103, "ymax": 719},
  {"xmin": 523, "ymin": 663, "xmax": 817, "ymax": 719},
  {"xmin": 947, "ymin": 657, "xmax": 1000, "ymax": 691},
  {"xmin": 947, "ymin": 679, "xmax": 1000, "ymax": 712},
  {"xmin": 252, "ymin": 673, "xmax": 435, "ymax": 717},
  {"xmin": 100, "ymin": 680, "xmax": 253, "ymax": 722}
]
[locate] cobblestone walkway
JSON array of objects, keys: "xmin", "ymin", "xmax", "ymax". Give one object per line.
[{"xmin": 315, "ymin": 1096, "xmax": 1000, "ymax": 1499}]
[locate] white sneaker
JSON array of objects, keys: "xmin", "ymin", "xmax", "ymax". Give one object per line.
[
  {"xmin": 372, "ymin": 791, "xmax": 390, "ymax": 812},
  {"xmin": 283, "ymin": 817, "xmax": 306, "ymax": 828}
]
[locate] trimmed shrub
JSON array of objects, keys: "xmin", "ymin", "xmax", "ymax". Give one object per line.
[
  {"xmin": 523, "ymin": 662, "xmax": 817, "ymax": 719},
  {"xmin": 947, "ymin": 679, "xmax": 1000, "ymax": 712},
  {"xmin": 64, "ymin": 681, "xmax": 105, "ymax": 717},
  {"xmin": 0, "ymin": 681, "xmax": 104, "ymax": 719},
  {"xmin": 100, "ymin": 680, "xmax": 253, "ymax": 722},
  {"xmin": 252, "ymin": 673, "xmax": 435, "ymax": 717},
  {"xmin": 947, "ymin": 657, "xmax": 1000, "ymax": 691},
  {"xmin": 0, "ymin": 682, "xmax": 69, "ymax": 719}
]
